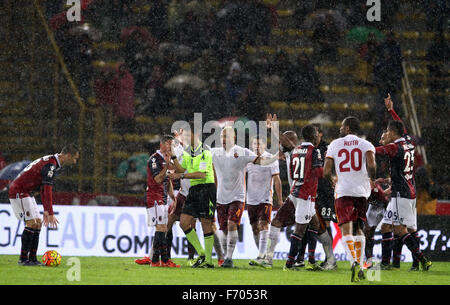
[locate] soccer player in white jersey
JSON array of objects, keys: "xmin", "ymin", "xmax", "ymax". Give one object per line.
[
  {"xmin": 211, "ymin": 126, "xmax": 280, "ymax": 268},
  {"xmin": 246, "ymin": 136, "xmax": 283, "ymax": 267},
  {"xmin": 323, "ymin": 116, "xmax": 377, "ymax": 282}
]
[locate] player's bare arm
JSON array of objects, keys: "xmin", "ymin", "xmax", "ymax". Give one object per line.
[
  {"xmin": 366, "ymin": 151, "xmax": 377, "ymax": 182},
  {"xmin": 273, "ymin": 174, "xmax": 283, "ymax": 207},
  {"xmin": 154, "ymin": 155, "xmax": 171, "ymax": 184},
  {"xmin": 323, "ymin": 157, "xmax": 334, "ymax": 181},
  {"xmin": 254, "ymin": 152, "xmax": 282, "ymax": 166},
  {"xmin": 385, "ymin": 93, "xmax": 393, "ymax": 111},
  {"xmin": 168, "ymin": 171, "xmax": 206, "ymax": 180}
]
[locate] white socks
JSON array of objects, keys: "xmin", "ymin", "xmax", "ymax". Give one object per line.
[
  {"xmin": 213, "ymin": 230, "xmax": 224, "ymax": 260},
  {"xmin": 226, "ymin": 230, "xmax": 239, "ymax": 260},
  {"xmin": 317, "ymin": 231, "xmax": 335, "ymax": 264},
  {"xmin": 219, "ymin": 230, "xmax": 227, "ymax": 259},
  {"xmin": 253, "ymin": 233, "xmax": 260, "ymax": 250},
  {"xmin": 258, "ymin": 230, "xmax": 269, "ymax": 258},
  {"xmin": 266, "ymin": 226, "xmax": 281, "ymax": 260},
  {"xmin": 354, "ymin": 235, "xmax": 366, "ymax": 268},
  {"xmin": 341, "ymin": 235, "xmax": 357, "ymax": 265}
]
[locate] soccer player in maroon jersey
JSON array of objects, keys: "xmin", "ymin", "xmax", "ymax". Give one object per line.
[
  {"xmin": 146, "ymin": 135, "xmax": 180, "ymax": 268},
  {"xmin": 8, "ymin": 144, "xmax": 79, "ymax": 266},
  {"xmin": 263, "ymin": 130, "xmax": 299, "ymax": 268},
  {"xmin": 283, "ymin": 125, "xmax": 327, "ymax": 271},
  {"xmin": 377, "ymin": 94, "xmax": 432, "ymax": 271}
]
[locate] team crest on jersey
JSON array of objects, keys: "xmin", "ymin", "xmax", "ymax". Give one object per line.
[
  {"xmin": 48, "ymin": 165, "xmax": 55, "ymax": 177},
  {"xmin": 234, "ymin": 152, "xmax": 238, "ymax": 158},
  {"xmin": 151, "ymin": 158, "xmax": 157, "ymax": 169}
]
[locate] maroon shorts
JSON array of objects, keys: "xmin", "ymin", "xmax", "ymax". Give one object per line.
[
  {"xmin": 335, "ymin": 196, "xmax": 368, "ymax": 226},
  {"xmin": 272, "ymin": 197, "xmax": 295, "ymax": 227},
  {"xmin": 216, "ymin": 201, "xmax": 245, "ymax": 231},
  {"xmin": 173, "ymin": 192, "xmax": 187, "ymax": 220},
  {"xmin": 247, "ymin": 203, "xmax": 272, "ymax": 225}
]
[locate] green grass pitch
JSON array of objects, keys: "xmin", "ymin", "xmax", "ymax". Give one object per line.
[{"xmin": 1, "ymin": 255, "xmax": 449, "ymax": 285}]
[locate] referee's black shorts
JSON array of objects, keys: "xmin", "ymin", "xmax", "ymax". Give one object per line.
[{"xmin": 182, "ymin": 183, "xmax": 216, "ymax": 219}]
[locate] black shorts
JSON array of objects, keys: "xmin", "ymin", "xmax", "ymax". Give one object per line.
[
  {"xmin": 316, "ymin": 194, "xmax": 337, "ymax": 223},
  {"xmin": 182, "ymin": 183, "xmax": 216, "ymax": 219}
]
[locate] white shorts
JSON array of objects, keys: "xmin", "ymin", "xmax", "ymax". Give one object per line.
[
  {"xmin": 289, "ymin": 195, "xmax": 316, "ymax": 225},
  {"xmin": 366, "ymin": 204, "xmax": 385, "ymax": 228},
  {"xmin": 147, "ymin": 205, "xmax": 168, "ymax": 227},
  {"xmin": 381, "ymin": 196, "xmax": 417, "ymax": 230},
  {"xmin": 10, "ymin": 196, "xmax": 41, "ymax": 221}
]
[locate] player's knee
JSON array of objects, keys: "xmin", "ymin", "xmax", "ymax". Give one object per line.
[
  {"xmin": 26, "ymin": 219, "xmax": 41, "ymax": 230},
  {"xmin": 258, "ymin": 221, "xmax": 269, "ymax": 232},
  {"xmin": 271, "ymin": 219, "xmax": 282, "ymax": 228},
  {"xmin": 227, "ymin": 221, "xmax": 238, "ymax": 231},
  {"xmin": 180, "ymin": 221, "xmax": 190, "ymax": 231},
  {"xmin": 156, "ymin": 224, "xmax": 167, "ymax": 232},
  {"xmin": 251, "ymin": 223, "xmax": 259, "ymax": 234},
  {"xmin": 380, "ymin": 223, "xmax": 392, "ymax": 233},
  {"xmin": 393, "ymin": 225, "xmax": 407, "ymax": 236}
]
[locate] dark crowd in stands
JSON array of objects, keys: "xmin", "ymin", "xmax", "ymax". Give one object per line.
[{"xmin": 44, "ymin": 0, "xmax": 446, "ymax": 124}]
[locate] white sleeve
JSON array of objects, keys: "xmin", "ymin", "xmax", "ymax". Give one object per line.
[
  {"xmin": 242, "ymin": 148, "xmax": 258, "ymax": 165},
  {"xmin": 174, "ymin": 144, "xmax": 184, "ymax": 159},
  {"xmin": 211, "ymin": 148, "xmax": 220, "ymax": 163},
  {"xmin": 270, "ymin": 159, "xmax": 280, "ymax": 175},
  {"xmin": 365, "ymin": 140, "xmax": 376, "ymax": 154}
]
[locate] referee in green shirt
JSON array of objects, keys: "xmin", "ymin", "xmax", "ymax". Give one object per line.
[{"xmin": 170, "ymin": 129, "xmax": 217, "ymax": 268}]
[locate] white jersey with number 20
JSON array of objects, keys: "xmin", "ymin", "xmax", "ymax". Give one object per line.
[{"xmin": 326, "ymin": 134, "xmax": 375, "ymax": 199}]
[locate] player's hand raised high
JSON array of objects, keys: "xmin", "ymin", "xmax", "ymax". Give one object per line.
[
  {"xmin": 266, "ymin": 113, "xmax": 278, "ymax": 129},
  {"xmin": 384, "ymin": 93, "xmax": 393, "ymax": 111}
]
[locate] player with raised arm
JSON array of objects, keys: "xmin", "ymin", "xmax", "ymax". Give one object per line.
[
  {"xmin": 246, "ymin": 136, "xmax": 283, "ymax": 267},
  {"xmin": 262, "ymin": 129, "xmax": 299, "ymax": 268},
  {"xmin": 9, "ymin": 144, "xmax": 79, "ymax": 266},
  {"xmin": 283, "ymin": 125, "xmax": 328, "ymax": 271},
  {"xmin": 262, "ymin": 116, "xmax": 337, "ymax": 270},
  {"xmin": 323, "ymin": 117, "xmax": 377, "ymax": 282},
  {"xmin": 211, "ymin": 126, "xmax": 281, "ymax": 268},
  {"xmin": 146, "ymin": 135, "xmax": 180, "ymax": 268},
  {"xmin": 377, "ymin": 94, "xmax": 432, "ymax": 271}
]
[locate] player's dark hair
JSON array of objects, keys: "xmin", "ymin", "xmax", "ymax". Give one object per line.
[
  {"xmin": 312, "ymin": 123, "xmax": 323, "ymax": 133},
  {"xmin": 302, "ymin": 124, "xmax": 316, "ymax": 143},
  {"xmin": 387, "ymin": 120, "xmax": 405, "ymax": 137},
  {"xmin": 160, "ymin": 134, "xmax": 174, "ymax": 144},
  {"xmin": 343, "ymin": 116, "xmax": 360, "ymax": 133},
  {"xmin": 61, "ymin": 143, "xmax": 79, "ymax": 155}
]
